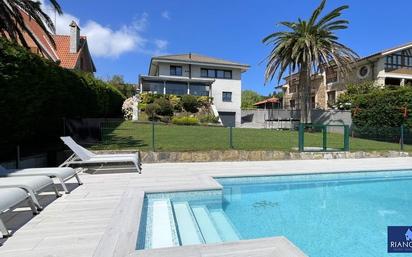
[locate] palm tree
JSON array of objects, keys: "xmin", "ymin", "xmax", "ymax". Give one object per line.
[
  {"xmin": 0, "ymin": 0, "xmax": 62, "ymax": 48},
  {"xmin": 262, "ymin": 0, "xmax": 358, "ymax": 123}
]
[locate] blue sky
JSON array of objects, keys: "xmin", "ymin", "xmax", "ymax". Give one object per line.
[{"xmin": 51, "ymin": 0, "xmax": 412, "ymax": 95}]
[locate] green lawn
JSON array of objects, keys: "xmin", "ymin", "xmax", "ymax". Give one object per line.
[{"xmin": 93, "ymin": 121, "xmax": 412, "ymax": 152}]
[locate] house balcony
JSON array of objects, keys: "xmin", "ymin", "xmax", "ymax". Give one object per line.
[{"xmin": 139, "ymin": 75, "xmax": 214, "ymax": 97}]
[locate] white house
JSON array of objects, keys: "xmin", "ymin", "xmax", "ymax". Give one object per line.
[{"xmin": 138, "ymin": 53, "xmax": 250, "ymax": 127}]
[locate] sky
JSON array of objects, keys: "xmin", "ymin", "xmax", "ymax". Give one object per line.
[{"xmin": 45, "ymin": 0, "xmax": 412, "ymax": 96}]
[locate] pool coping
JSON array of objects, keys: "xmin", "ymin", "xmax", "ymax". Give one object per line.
[{"xmin": 93, "ymin": 162, "xmax": 412, "ymax": 257}]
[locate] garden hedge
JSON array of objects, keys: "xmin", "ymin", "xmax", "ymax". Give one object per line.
[
  {"xmin": 0, "ymin": 38, "xmax": 125, "ymax": 145},
  {"xmin": 349, "ymin": 87, "xmax": 412, "ymax": 141}
]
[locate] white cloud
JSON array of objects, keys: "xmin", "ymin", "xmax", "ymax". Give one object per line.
[
  {"xmin": 39, "ymin": 2, "xmax": 168, "ymax": 58},
  {"xmin": 161, "ymin": 11, "xmax": 170, "ymax": 20},
  {"xmin": 154, "ymin": 39, "xmax": 168, "ymax": 50}
]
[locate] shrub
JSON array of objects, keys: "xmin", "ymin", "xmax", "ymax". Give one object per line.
[
  {"xmin": 169, "ymin": 94, "xmax": 182, "ymax": 111},
  {"xmin": 154, "ymin": 97, "xmax": 174, "ymax": 116},
  {"xmin": 182, "ymin": 95, "xmax": 200, "ymax": 113},
  {"xmin": 197, "ymin": 96, "xmax": 211, "ymax": 107},
  {"xmin": 145, "ymin": 103, "xmax": 160, "ymax": 118},
  {"xmin": 199, "ymin": 114, "xmax": 219, "ymax": 124},
  {"xmin": 172, "ymin": 116, "xmax": 199, "ymax": 125},
  {"xmin": 140, "ymin": 92, "xmax": 162, "ymax": 104},
  {"xmin": 138, "ymin": 102, "xmax": 147, "ymax": 111},
  {"xmin": 0, "ymin": 38, "xmax": 124, "ymax": 145}
]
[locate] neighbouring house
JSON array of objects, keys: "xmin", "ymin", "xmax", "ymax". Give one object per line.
[
  {"xmin": 279, "ymin": 42, "xmax": 412, "ymax": 110},
  {"xmin": 139, "ymin": 53, "xmax": 250, "ymax": 127},
  {"xmin": 3, "ymin": 10, "xmax": 96, "ymax": 72},
  {"xmin": 253, "ymin": 97, "xmax": 282, "ymax": 109}
]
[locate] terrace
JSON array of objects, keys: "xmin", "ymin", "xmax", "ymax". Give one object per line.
[{"xmin": 0, "ymin": 158, "xmax": 411, "ymax": 257}]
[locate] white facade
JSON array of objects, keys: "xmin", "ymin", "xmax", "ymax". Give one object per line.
[{"xmin": 140, "ymin": 54, "xmax": 249, "ymax": 127}]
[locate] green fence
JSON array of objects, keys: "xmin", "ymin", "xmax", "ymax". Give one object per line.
[
  {"xmin": 298, "ymin": 124, "xmax": 349, "ymax": 152},
  {"xmin": 97, "ymin": 121, "xmax": 412, "ymax": 152}
]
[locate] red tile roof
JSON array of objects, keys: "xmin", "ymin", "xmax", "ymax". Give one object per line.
[
  {"xmin": 254, "ymin": 97, "xmax": 280, "ymax": 106},
  {"xmin": 18, "ymin": 10, "xmax": 95, "ymax": 72},
  {"xmin": 21, "ymin": 11, "xmax": 59, "ymax": 61},
  {"xmin": 52, "ymin": 35, "xmax": 83, "ymax": 69}
]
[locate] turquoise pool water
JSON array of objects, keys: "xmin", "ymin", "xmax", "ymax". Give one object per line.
[{"xmin": 138, "ymin": 170, "xmax": 412, "ymax": 256}]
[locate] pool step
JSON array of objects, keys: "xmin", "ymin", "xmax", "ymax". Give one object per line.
[
  {"xmin": 191, "ymin": 205, "xmax": 222, "ymax": 243},
  {"xmin": 172, "ymin": 202, "xmax": 204, "ymax": 245},
  {"xmin": 150, "ymin": 199, "xmax": 179, "ymax": 248},
  {"xmin": 209, "ymin": 209, "xmax": 240, "ymax": 242}
]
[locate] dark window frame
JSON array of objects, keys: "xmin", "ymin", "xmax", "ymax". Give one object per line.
[
  {"xmin": 170, "ymin": 65, "xmax": 183, "ymax": 76},
  {"xmin": 385, "ymin": 51, "xmax": 412, "ymax": 70},
  {"xmin": 201, "ymin": 68, "xmax": 232, "ymax": 79},
  {"xmin": 222, "ymin": 91, "xmax": 232, "ymax": 102}
]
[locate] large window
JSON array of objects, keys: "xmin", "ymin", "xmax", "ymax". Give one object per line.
[
  {"xmin": 201, "ymin": 68, "xmax": 232, "ymax": 79},
  {"xmin": 190, "ymin": 83, "xmax": 209, "ymax": 96},
  {"xmin": 170, "ymin": 65, "xmax": 182, "ymax": 76},
  {"xmin": 165, "ymin": 82, "xmax": 187, "ymax": 95},
  {"xmin": 222, "ymin": 92, "xmax": 232, "ymax": 102},
  {"xmin": 385, "ymin": 50, "xmax": 412, "ymax": 70}
]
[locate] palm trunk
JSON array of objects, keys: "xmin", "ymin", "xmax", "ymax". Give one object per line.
[{"xmin": 298, "ymin": 62, "xmax": 312, "ymax": 124}]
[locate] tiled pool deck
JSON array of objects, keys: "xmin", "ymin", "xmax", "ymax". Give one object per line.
[{"xmin": 0, "ymin": 157, "xmax": 411, "ymax": 257}]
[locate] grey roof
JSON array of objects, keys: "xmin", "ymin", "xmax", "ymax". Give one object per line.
[
  {"xmin": 152, "ymin": 53, "xmax": 250, "ymax": 68},
  {"xmin": 359, "ymin": 41, "xmax": 412, "ymax": 61}
]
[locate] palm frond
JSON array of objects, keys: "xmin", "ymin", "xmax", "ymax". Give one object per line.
[{"xmin": 0, "ymin": 0, "xmax": 62, "ymax": 49}]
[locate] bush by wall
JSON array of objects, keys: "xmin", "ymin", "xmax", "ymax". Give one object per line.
[
  {"xmin": 0, "ymin": 38, "xmax": 125, "ymax": 145},
  {"xmin": 172, "ymin": 116, "xmax": 199, "ymax": 126}
]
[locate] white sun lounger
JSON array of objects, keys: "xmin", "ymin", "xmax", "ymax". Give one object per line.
[
  {"xmin": 0, "ymin": 165, "xmax": 82, "ymax": 194},
  {"xmin": 60, "ymin": 136, "xmax": 142, "ymax": 173},
  {"xmin": 0, "ymin": 188, "xmax": 38, "ymax": 237},
  {"xmin": 0, "ymin": 176, "xmax": 61, "ymax": 211}
]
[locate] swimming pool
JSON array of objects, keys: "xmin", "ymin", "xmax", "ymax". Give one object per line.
[{"xmin": 137, "ymin": 169, "xmax": 412, "ymax": 256}]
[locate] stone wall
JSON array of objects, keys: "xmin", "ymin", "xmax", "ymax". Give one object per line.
[{"xmin": 96, "ymin": 150, "xmax": 409, "ymax": 163}]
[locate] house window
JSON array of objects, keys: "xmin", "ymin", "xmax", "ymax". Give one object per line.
[
  {"xmin": 222, "ymin": 92, "xmax": 232, "ymax": 102},
  {"xmin": 216, "ymin": 70, "xmax": 225, "ymax": 78},
  {"xmin": 201, "ymin": 68, "xmax": 232, "ymax": 79},
  {"xmin": 170, "ymin": 65, "xmax": 182, "ymax": 76},
  {"xmin": 311, "ymin": 96, "xmax": 316, "ymax": 109},
  {"xmin": 290, "ymin": 100, "xmax": 296, "ymax": 109},
  {"xmin": 385, "ymin": 50, "xmax": 412, "ymax": 70},
  {"xmin": 327, "ymin": 91, "xmax": 336, "ymax": 106},
  {"xmin": 326, "ymin": 67, "xmax": 338, "ymax": 83},
  {"xmin": 224, "ymin": 71, "xmax": 232, "ymax": 79}
]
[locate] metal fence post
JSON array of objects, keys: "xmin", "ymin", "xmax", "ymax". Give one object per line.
[
  {"xmin": 229, "ymin": 127, "xmax": 234, "ymax": 149},
  {"xmin": 152, "ymin": 120, "xmax": 155, "ymax": 152},
  {"xmin": 298, "ymin": 123, "xmax": 304, "ymax": 152},
  {"xmin": 400, "ymin": 124, "xmax": 404, "ymax": 151},
  {"xmin": 343, "ymin": 125, "xmax": 350, "ymax": 151},
  {"xmin": 322, "ymin": 126, "xmax": 327, "ymax": 151}
]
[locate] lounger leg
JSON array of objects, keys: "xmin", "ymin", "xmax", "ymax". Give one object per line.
[
  {"xmin": 74, "ymin": 173, "xmax": 83, "ymax": 185},
  {"xmin": 0, "ymin": 218, "xmax": 10, "ymax": 238},
  {"xmin": 53, "ymin": 184, "xmax": 62, "ymax": 198},
  {"xmin": 58, "ymin": 177, "xmax": 70, "ymax": 194},
  {"xmin": 26, "ymin": 189, "xmax": 43, "ymax": 211},
  {"xmin": 27, "ymin": 198, "xmax": 39, "ymax": 215}
]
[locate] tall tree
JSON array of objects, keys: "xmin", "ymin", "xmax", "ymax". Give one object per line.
[
  {"xmin": 0, "ymin": 0, "xmax": 62, "ymax": 48},
  {"xmin": 262, "ymin": 0, "xmax": 358, "ymax": 123},
  {"xmin": 241, "ymin": 90, "xmax": 265, "ymax": 109},
  {"xmin": 107, "ymin": 75, "xmax": 137, "ymax": 98}
]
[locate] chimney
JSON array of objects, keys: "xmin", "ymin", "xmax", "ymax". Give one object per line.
[{"xmin": 69, "ymin": 21, "xmax": 80, "ymax": 53}]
